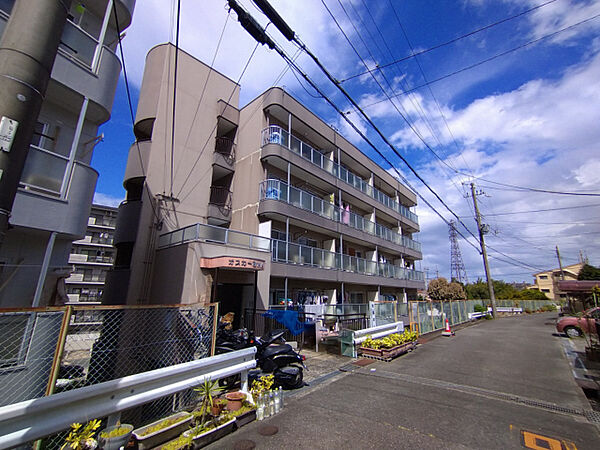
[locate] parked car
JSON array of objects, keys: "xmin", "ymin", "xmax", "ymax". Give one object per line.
[{"xmin": 556, "ymin": 307, "xmax": 600, "ymax": 337}]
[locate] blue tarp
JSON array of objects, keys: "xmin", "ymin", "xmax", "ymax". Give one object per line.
[{"xmin": 262, "ymin": 309, "xmax": 312, "ymax": 336}]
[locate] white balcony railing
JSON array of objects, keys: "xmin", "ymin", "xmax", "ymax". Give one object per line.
[
  {"xmin": 261, "ymin": 126, "xmax": 419, "ymax": 225},
  {"xmin": 271, "ymin": 239, "xmax": 424, "ymax": 282},
  {"xmin": 260, "ymin": 179, "xmax": 422, "ymax": 252}
]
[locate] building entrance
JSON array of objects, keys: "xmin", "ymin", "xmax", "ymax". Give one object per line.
[{"xmin": 215, "ymin": 283, "xmax": 254, "ymax": 329}]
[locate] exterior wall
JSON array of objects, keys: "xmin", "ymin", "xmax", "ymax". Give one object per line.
[
  {"xmin": 106, "ymin": 44, "xmax": 423, "ymax": 313},
  {"xmin": 0, "ymin": 1, "xmax": 134, "ymax": 307},
  {"xmin": 531, "ymin": 263, "xmax": 583, "ymax": 302}
]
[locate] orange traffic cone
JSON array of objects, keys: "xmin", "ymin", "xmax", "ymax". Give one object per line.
[{"xmin": 442, "ymin": 318, "xmax": 455, "ymax": 337}]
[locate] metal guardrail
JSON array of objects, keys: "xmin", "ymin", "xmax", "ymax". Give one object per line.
[{"xmin": 0, "ymin": 348, "xmax": 257, "ymax": 449}]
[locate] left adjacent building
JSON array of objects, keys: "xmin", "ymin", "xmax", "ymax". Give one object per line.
[{"xmin": 0, "ymin": 1, "xmax": 135, "ymax": 307}]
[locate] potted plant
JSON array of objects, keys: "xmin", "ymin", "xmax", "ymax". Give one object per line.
[
  {"xmin": 193, "ymin": 379, "xmax": 223, "ymax": 426},
  {"xmin": 211, "ymin": 398, "xmax": 227, "ymax": 416},
  {"xmin": 229, "ymin": 401, "xmax": 257, "ymax": 428},
  {"xmin": 132, "ymin": 411, "xmax": 193, "ymax": 450},
  {"xmin": 98, "ymin": 422, "xmax": 133, "ymax": 450},
  {"xmin": 224, "ymin": 391, "xmax": 246, "ymax": 411},
  {"xmin": 359, "ymin": 331, "xmax": 418, "ymax": 360},
  {"xmin": 155, "ymin": 435, "xmax": 192, "ymax": 450},
  {"xmin": 183, "ymin": 413, "xmax": 236, "ymax": 449},
  {"xmin": 61, "ymin": 419, "xmax": 101, "ymax": 450}
]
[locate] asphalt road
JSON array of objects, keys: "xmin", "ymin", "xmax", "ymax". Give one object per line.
[{"xmin": 210, "ymin": 313, "xmax": 600, "ymax": 449}]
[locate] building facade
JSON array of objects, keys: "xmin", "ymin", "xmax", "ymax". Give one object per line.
[
  {"xmin": 0, "ymin": 1, "xmax": 135, "ymax": 307},
  {"xmin": 530, "ymin": 262, "xmax": 583, "ymax": 303},
  {"xmin": 104, "ymin": 44, "xmax": 424, "ymax": 323},
  {"xmin": 65, "ymin": 204, "xmax": 117, "ymax": 304}
]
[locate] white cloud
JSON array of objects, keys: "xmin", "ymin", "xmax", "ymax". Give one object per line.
[
  {"xmin": 93, "ymin": 192, "xmax": 124, "ymax": 207},
  {"xmin": 123, "ymin": 0, "xmax": 356, "ymax": 104}
]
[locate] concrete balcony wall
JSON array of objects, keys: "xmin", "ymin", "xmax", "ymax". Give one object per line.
[
  {"xmin": 124, "ymin": 141, "xmax": 151, "ymax": 183},
  {"xmin": 51, "ymin": 46, "xmax": 122, "ymax": 123},
  {"xmin": 11, "ymin": 163, "xmax": 98, "ymax": 238},
  {"xmin": 113, "ymin": 200, "xmax": 142, "ymax": 244}
]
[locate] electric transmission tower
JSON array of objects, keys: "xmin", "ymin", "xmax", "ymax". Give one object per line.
[{"xmin": 449, "ymin": 220, "xmax": 468, "ymax": 284}]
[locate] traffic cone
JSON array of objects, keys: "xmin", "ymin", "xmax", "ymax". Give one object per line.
[{"xmin": 442, "ymin": 318, "xmax": 455, "ymax": 336}]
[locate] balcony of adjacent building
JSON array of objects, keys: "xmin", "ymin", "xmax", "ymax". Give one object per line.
[
  {"xmin": 270, "ymin": 239, "xmax": 424, "ymax": 287},
  {"xmin": 68, "ymin": 250, "xmax": 114, "ymax": 266},
  {"xmin": 0, "ymin": 0, "xmax": 134, "ymax": 120},
  {"xmin": 207, "ymin": 185, "xmax": 233, "ymax": 226},
  {"xmin": 65, "ymin": 269, "xmax": 107, "ymax": 285},
  {"xmin": 258, "ymin": 179, "xmax": 422, "ymax": 258},
  {"xmin": 260, "ymin": 125, "xmax": 419, "ymax": 231},
  {"xmin": 73, "ymin": 232, "xmax": 114, "ymax": 248}
]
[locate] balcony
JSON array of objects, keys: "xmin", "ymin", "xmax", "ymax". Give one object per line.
[
  {"xmin": 207, "ymin": 186, "xmax": 232, "ymax": 225},
  {"xmin": 261, "ymin": 126, "xmax": 419, "ymax": 226},
  {"xmin": 271, "ymin": 239, "xmax": 424, "ymax": 282},
  {"xmin": 213, "ymin": 137, "xmax": 236, "ymax": 178},
  {"xmin": 158, "ymin": 222, "xmax": 271, "ymax": 252},
  {"xmin": 259, "ymin": 179, "xmax": 422, "ymax": 254},
  {"xmin": 68, "ymin": 254, "xmax": 113, "ymax": 265}
]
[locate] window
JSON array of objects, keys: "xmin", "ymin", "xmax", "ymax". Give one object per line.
[
  {"xmin": 0, "ymin": 314, "xmax": 31, "ymax": 369},
  {"xmin": 541, "ymin": 289, "xmax": 550, "ymax": 293},
  {"xmin": 348, "ymin": 292, "xmax": 364, "ymax": 303},
  {"xmin": 271, "ymin": 229, "xmax": 287, "ymax": 241},
  {"xmin": 539, "ymin": 275, "xmax": 548, "ymax": 280},
  {"xmin": 298, "ymin": 237, "xmax": 318, "ymax": 248}
]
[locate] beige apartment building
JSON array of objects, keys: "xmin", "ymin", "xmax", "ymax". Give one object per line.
[
  {"xmin": 530, "ymin": 262, "xmax": 583, "ymax": 303},
  {"xmin": 104, "ymin": 44, "xmax": 424, "ymax": 325}
]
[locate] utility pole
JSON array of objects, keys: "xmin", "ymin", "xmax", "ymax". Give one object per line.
[
  {"xmin": 556, "ymin": 245, "xmax": 565, "ymax": 280},
  {"xmin": 470, "ymin": 183, "xmax": 497, "ymax": 318},
  {"xmin": 0, "ymin": 0, "xmax": 71, "ymax": 247}
]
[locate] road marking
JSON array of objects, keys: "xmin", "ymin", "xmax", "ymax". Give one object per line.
[{"xmin": 521, "ymin": 430, "xmax": 577, "ymax": 450}]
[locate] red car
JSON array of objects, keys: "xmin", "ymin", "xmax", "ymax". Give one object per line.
[{"xmin": 556, "ymin": 307, "xmax": 600, "ymax": 337}]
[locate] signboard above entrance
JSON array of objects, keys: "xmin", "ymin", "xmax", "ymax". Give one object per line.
[{"xmin": 200, "ymin": 256, "xmax": 265, "ymax": 271}]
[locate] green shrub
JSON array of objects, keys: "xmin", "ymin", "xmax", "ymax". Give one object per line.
[{"xmin": 474, "ymin": 304, "xmax": 486, "ymax": 313}]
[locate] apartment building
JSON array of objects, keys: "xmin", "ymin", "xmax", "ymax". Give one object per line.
[
  {"xmin": 104, "ymin": 44, "xmax": 424, "ymax": 323},
  {"xmin": 65, "ymin": 204, "xmax": 117, "ymax": 304},
  {"xmin": 530, "ymin": 262, "xmax": 583, "ymax": 303},
  {"xmin": 0, "ymin": 1, "xmax": 135, "ymax": 308}
]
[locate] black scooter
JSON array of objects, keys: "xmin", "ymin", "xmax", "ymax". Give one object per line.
[
  {"xmin": 216, "ymin": 327, "xmax": 306, "ymax": 390},
  {"xmin": 250, "ymin": 329, "xmax": 306, "ymax": 390}
]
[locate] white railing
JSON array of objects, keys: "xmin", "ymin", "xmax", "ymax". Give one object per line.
[
  {"xmin": 0, "ymin": 348, "xmax": 257, "ymax": 449},
  {"xmin": 260, "ymin": 179, "xmax": 421, "ymax": 253},
  {"xmin": 261, "ymin": 126, "xmax": 419, "ymax": 224}
]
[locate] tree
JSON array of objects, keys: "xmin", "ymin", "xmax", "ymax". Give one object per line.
[
  {"xmin": 465, "ymin": 279, "xmax": 489, "ymax": 300},
  {"xmin": 427, "ymin": 277, "xmax": 449, "ymax": 300},
  {"xmin": 447, "ymin": 281, "xmax": 466, "ymax": 300},
  {"xmin": 515, "ymin": 288, "xmax": 549, "ymax": 300},
  {"xmin": 578, "ymin": 264, "xmax": 600, "ymax": 280}
]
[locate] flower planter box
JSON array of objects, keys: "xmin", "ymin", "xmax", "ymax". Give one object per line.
[
  {"xmin": 359, "ymin": 341, "xmax": 415, "ymax": 360},
  {"xmin": 234, "ymin": 408, "xmax": 257, "ymax": 428},
  {"xmin": 133, "ymin": 412, "xmax": 193, "ymax": 450},
  {"xmin": 184, "ymin": 418, "xmax": 236, "ymax": 449},
  {"xmin": 98, "ymin": 424, "xmax": 133, "ymax": 450}
]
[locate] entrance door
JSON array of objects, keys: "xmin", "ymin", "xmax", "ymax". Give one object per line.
[{"xmin": 216, "ymin": 284, "xmax": 247, "ymax": 329}]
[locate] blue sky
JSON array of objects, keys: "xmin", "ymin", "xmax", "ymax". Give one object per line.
[{"xmin": 92, "ymin": 0, "xmax": 600, "ymax": 284}]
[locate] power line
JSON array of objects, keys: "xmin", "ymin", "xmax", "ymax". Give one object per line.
[
  {"xmin": 339, "ymin": 0, "xmax": 559, "ymax": 83},
  {"xmin": 110, "ymin": 1, "xmax": 160, "ymax": 222},
  {"xmin": 230, "ymin": 0, "xmax": 482, "ymax": 252},
  {"xmin": 467, "ymin": 202, "xmax": 600, "ymax": 217},
  {"xmin": 475, "ymin": 183, "xmax": 600, "ymax": 196},
  {"xmin": 361, "ymin": 12, "xmax": 600, "ymax": 109},
  {"xmin": 169, "ymin": 0, "xmax": 182, "ymax": 197}
]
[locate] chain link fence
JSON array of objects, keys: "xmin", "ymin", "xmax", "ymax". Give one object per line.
[{"xmin": 0, "ymin": 304, "xmax": 217, "ymax": 448}]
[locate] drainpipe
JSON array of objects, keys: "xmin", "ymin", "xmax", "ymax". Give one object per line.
[
  {"xmin": 0, "ymin": 0, "xmax": 72, "ymax": 248},
  {"xmin": 32, "ymin": 231, "xmax": 57, "ymax": 307}
]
